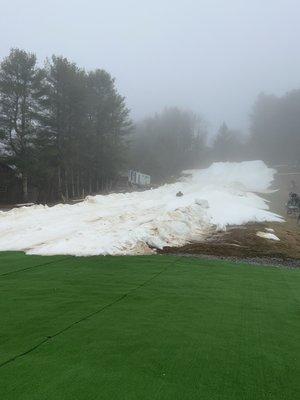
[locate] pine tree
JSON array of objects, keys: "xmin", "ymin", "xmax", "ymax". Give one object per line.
[
  {"xmin": 0, "ymin": 48, "xmax": 44, "ymax": 201},
  {"xmin": 212, "ymin": 122, "xmax": 243, "ymax": 161},
  {"xmin": 37, "ymin": 56, "xmax": 88, "ymax": 200},
  {"xmin": 0, "ymin": 50, "xmax": 132, "ymax": 203},
  {"xmin": 86, "ymin": 69, "xmax": 132, "ymax": 191},
  {"xmin": 130, "ymin": 108, "xmax": 206, "ymax": 181}
]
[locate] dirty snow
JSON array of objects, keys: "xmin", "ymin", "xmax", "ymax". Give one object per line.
[
  {"xmin": 265, "ymin": 228, "xmax": 275, "ymax": 233},
  {"xmin": 0, "ymin": 160, "xmax": 282, "ymax": 256},
  {"xmin": 256, "ymin": 231, "xmax": 280, "ymax": 241}
]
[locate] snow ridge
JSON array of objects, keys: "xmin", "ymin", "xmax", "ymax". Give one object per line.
[{"xmin": 0, "ymin": 160, "xmax": 282, "ymax": 256}]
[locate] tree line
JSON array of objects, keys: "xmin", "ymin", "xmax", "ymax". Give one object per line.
[
  {"xmin": 1, "ymin": 48, "xmax": 299, "ymax": 204},
  {"xmin": 208, "ymin": 91, "xmax": 300, "ymax": 166},
  {"xmin": 130, "ymin": 92, "xmax": 300, "ymax": 182},
  {"xmin": 0, "ymin": 49, "xmax": 131, "ymax": 202},
  {"xmin": 130, "ymin": 108, "xmax": 208, "ymax": 182},
  {"xmin": 130, "ymin": 112, "xmax": 253, "ymax": 181},
  {"xmin": 250, "ymin": 91, "xmax": 300, "ymax": 164}
]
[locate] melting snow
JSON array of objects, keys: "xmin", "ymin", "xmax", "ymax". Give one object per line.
[
  {"xmin": 256, "ymin": 232, "xmax": 280, "ymax": 241},
  {"xmin": 265, "ymin": 228, "xmax": 275, "ymax": 233},
  {"xmin": 0, "ymin": 160, "xmax": 282, "ymax": 256}
]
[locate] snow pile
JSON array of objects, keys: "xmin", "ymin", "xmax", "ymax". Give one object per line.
[
  {"xmin": 256, "ymin": 232, "xmax": 280, "ymax": 241},
  {"xmin": 265, "ymin": 228, "xmax": 275, "ymax": 233},
  {"xmin": 0, "ymin": 160, "xmax": 282, "ymax": 256}
]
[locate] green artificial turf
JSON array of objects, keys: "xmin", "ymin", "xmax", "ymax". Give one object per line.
[{"xmin": 0, "ymin": 252, "xmax": 299, "ymax": 399}]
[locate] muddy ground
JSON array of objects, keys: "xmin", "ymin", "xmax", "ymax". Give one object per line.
[
  {"xmin": 162, "ymin": 164, "xmax": 300, "ymax": 267},
  {"xmin": 161, "ymin": 222, "xmax": 299, "ymax": 267}
]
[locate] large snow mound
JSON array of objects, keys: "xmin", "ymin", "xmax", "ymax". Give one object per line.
[{"xmin": 0, "ymin": 160, "xmax": 282, "ymax": 256}]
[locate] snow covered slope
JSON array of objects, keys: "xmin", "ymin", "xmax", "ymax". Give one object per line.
[{"xmin": 0, "ymin": 160, "xmax": 282, "ymax": 256}]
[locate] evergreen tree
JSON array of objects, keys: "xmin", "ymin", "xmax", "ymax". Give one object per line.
[
  {"xmin": 0, "ymin": 49, "xmax": 134, "ymax": 203},
  {"xmin": 250, "ymin": 91, "xmax": 300, "ymax": 163},
  {"xmin": 86, "ymin": 69, "xmax": 132, "ymax": 192},
  {"xmin": 131, "ymin": 108, "xmax": 207, "ymax": 181},
  {"xmin": 0, "ymin": 48, "xmax": 44, "ymax": 201},
  {"xmin": 212, "ymin": 122, "xmax": 244, "ymax": 162},
  {"xmin": 37, "ymin": 56, "xmax": 88, "ymax": 200}
]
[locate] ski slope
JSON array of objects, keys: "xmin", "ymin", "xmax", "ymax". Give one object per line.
[{"xmin": 0, "ymin": 161, "xmax": 282, "ymax": 256}]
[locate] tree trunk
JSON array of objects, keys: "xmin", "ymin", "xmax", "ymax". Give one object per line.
[
  {"xmin": 89, "ymin": 172, "xmax": 92, "ymax": 195},
  {"xmin": 64, "ymin": 169, "xmax": 69, "ymax": 201},
  {"xmin": 76, "ymin": 170, "xmax": 80, "ymax": 198},
  {"xmin": 22, "ymin": 172, "xmax": 28, "ymax": 203},
  {"xmin": 57, "ymin": 166, "xmax": 62, "ymax": 200},
  {"xmin": 71, "ymin": 169, "xmax": 75, "ymax": 198}
]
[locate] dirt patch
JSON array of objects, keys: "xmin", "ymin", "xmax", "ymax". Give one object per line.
[
  {"xmin": 161, "ymin": 165, "xmax": 300, "ymax": 266},
  {"xmin": 160, "ymin": 221, "xmax": 299, "ymax": 262}
]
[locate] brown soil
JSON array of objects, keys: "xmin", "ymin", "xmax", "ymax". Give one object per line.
[
  {"xmin": 161, "ymin": 164, "xmax": 300, "ymax": 264},
  {"xmin": 160, "ymin": 222, "xmax": 300, "ymax": 261}
]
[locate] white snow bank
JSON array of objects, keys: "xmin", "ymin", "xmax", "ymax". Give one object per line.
[
  {"xmin": 256, "ymin": 232, "xmax": 280, "ymax": 241},
  {"xmin": 0, "ymin": 160, "xmax": 283, "ymax": 256}
]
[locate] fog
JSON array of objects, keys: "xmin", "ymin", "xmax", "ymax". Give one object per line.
[{"xmin": 1, "ymin": 0, "xmax": 299, "ymax": 133}]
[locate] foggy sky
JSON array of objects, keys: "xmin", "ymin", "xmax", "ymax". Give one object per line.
[{"xmin": 1, "ymin": 0, "xmax": 299, "ymax": 133}]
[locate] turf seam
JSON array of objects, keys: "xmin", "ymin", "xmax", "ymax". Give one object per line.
[
  {"xmin": 0, "ymin": 256, "xmax": 183, "ymax": 368},
  {"xmin": 0, "ymin": 257, "xmax": 71, "ymax": 277}
]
